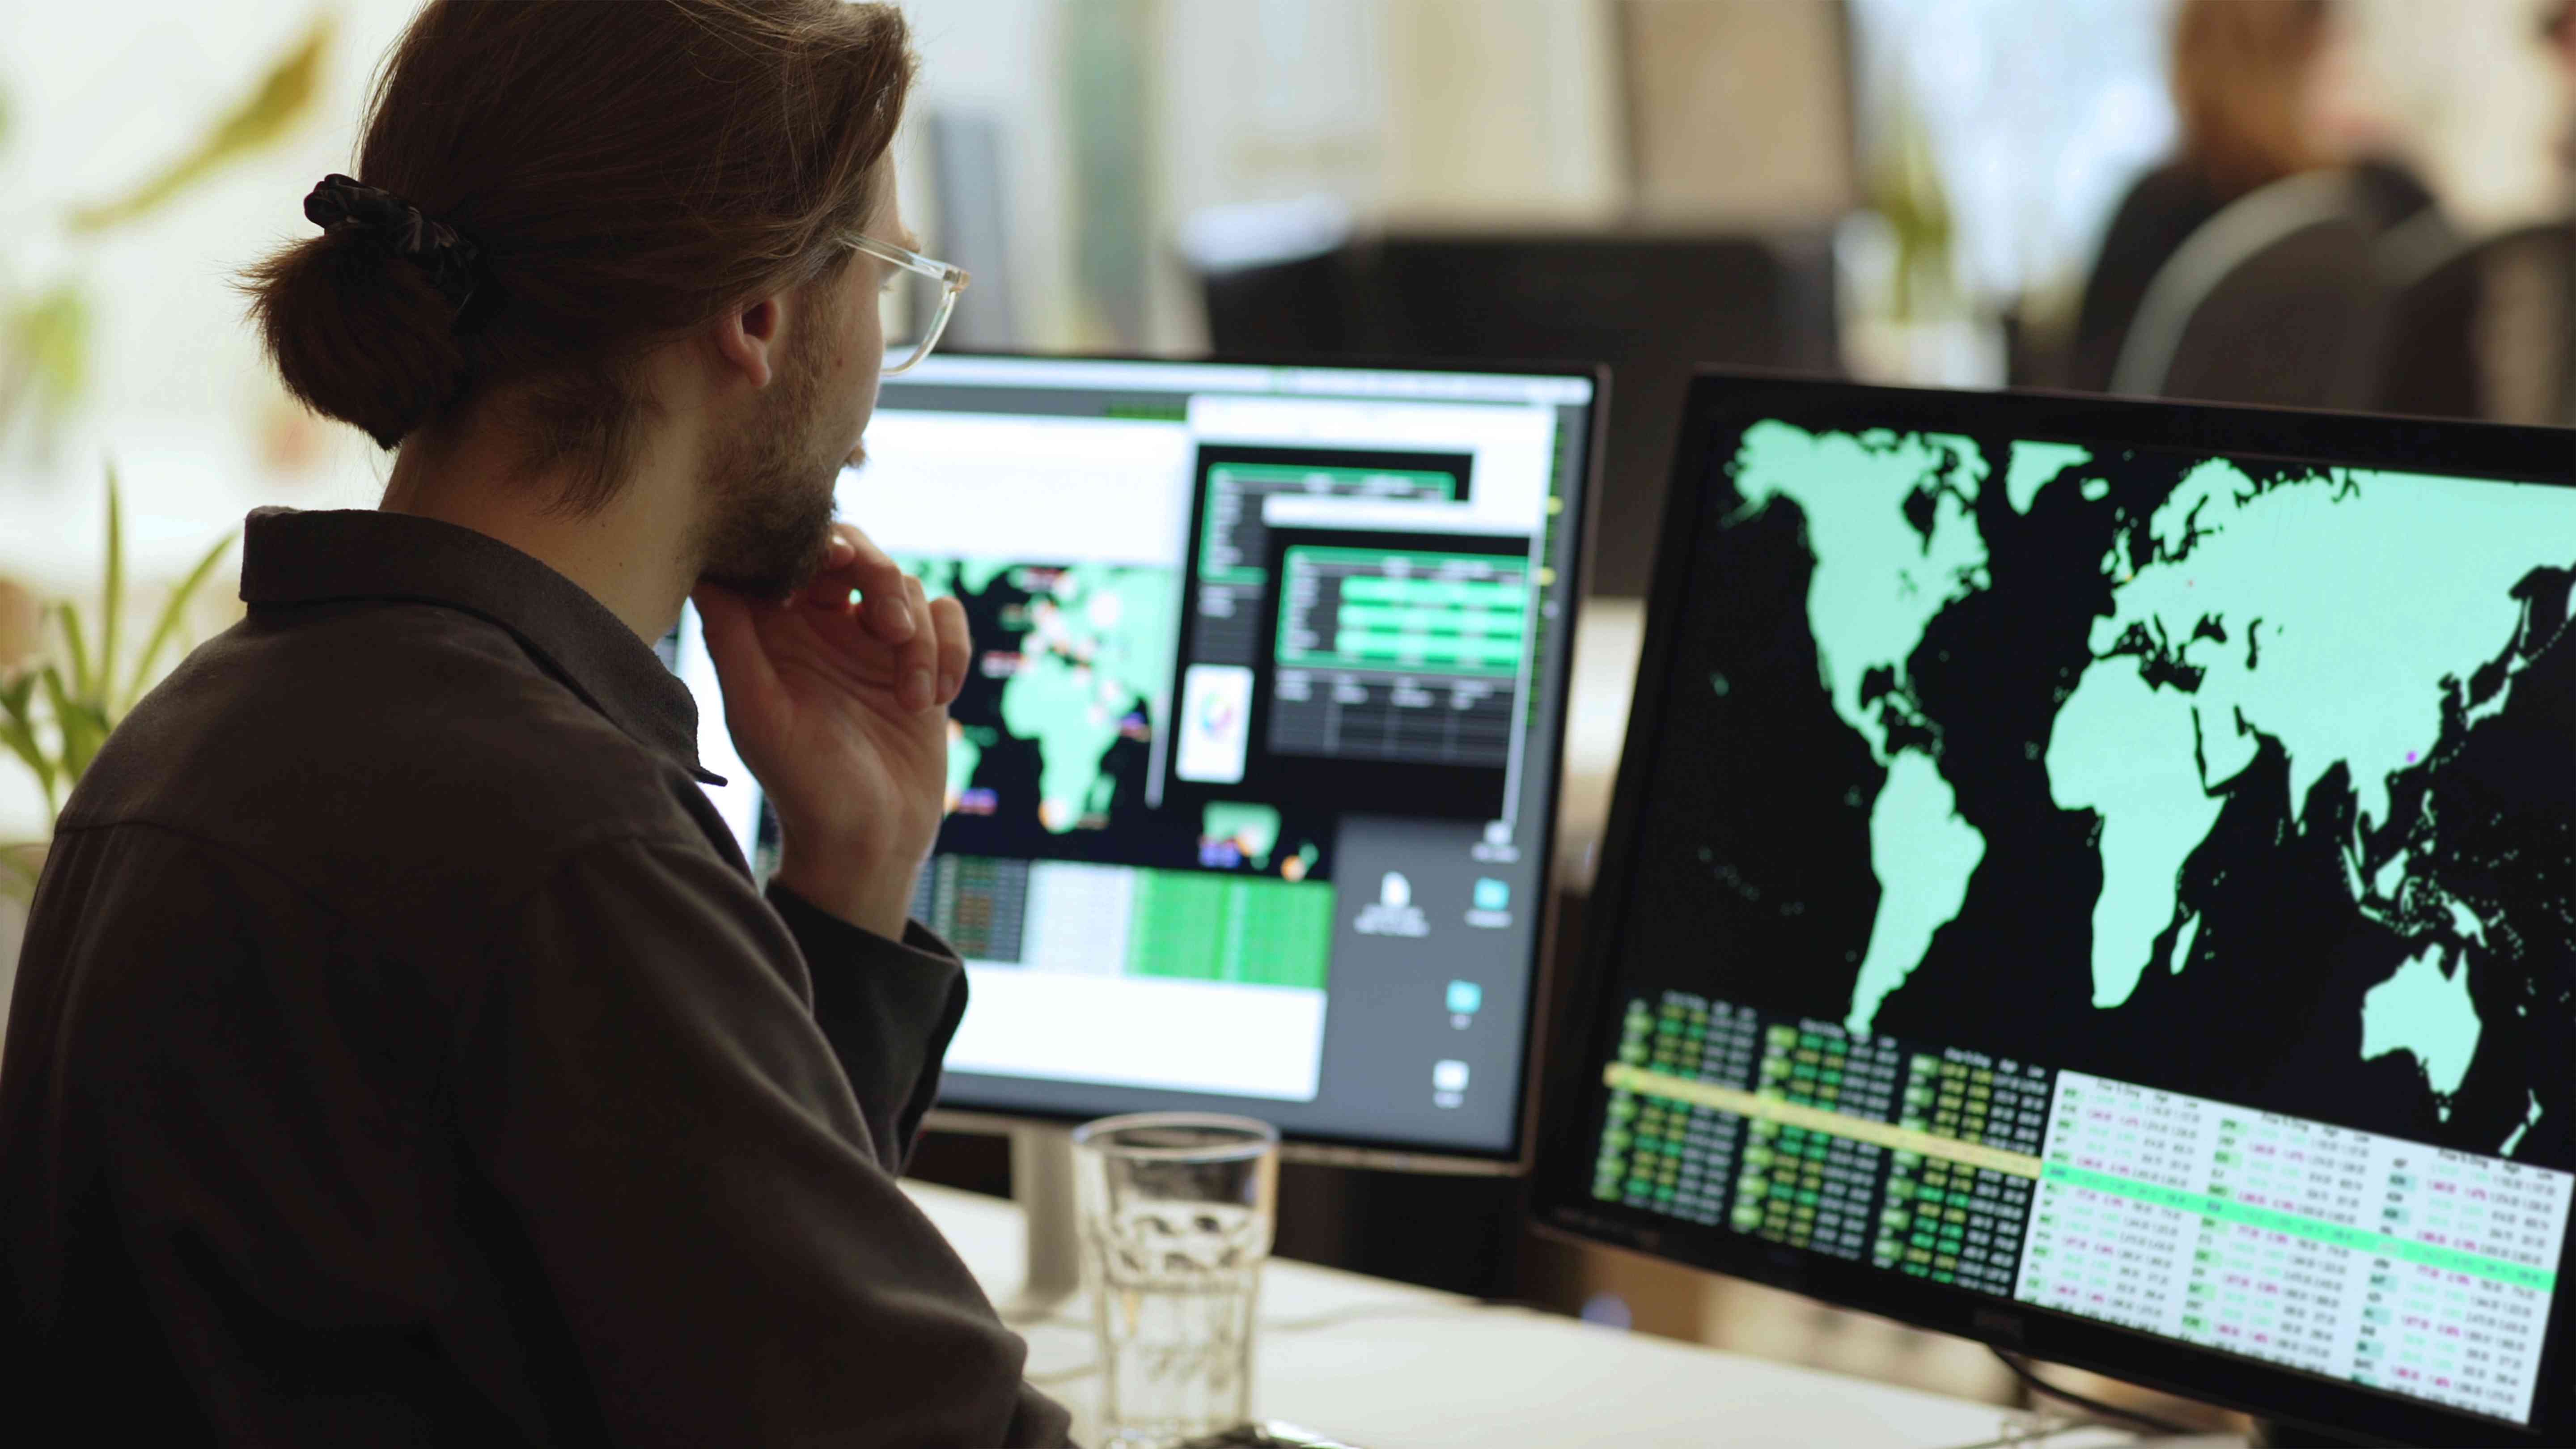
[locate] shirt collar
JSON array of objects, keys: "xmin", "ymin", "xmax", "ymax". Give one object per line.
[{"xmin": 237, "ymin": 507, "xmax": 726, "ymax": 787}]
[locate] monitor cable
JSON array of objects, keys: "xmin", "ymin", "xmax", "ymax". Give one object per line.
[{"xmin": 1989, "ymin": 1348, "xmax": 2195, "ymax": 1437}]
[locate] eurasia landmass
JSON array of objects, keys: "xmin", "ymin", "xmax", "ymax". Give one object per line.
[{"xmin": 1729, "ymin": 421, "xmax": 2576, "ymax": 1142}]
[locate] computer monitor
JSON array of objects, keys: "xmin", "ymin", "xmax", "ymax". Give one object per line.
[
  {"xmin": 677, "ymin": 352, "xmax": 1602, "ymax": 1174},
  {"xmin": 1532, "ymin": 373, "xmax": 2576, "ymax": 1445}
]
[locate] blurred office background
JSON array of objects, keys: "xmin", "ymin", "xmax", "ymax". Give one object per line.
[{"xmin": 4, "ymin": 0, "xmax": 2574, "ymax": 1428}]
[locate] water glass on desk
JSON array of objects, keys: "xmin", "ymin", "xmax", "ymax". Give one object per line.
[{"xmin": 1072, "ymin": 1112, "xmax": 1281, "ymax": 1449}]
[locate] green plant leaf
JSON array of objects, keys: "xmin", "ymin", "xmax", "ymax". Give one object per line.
[
  {"xmin": 36, "ymin": 664, "xmax": 76, "ymax": 764},
  {"xmin": 0, "ymin": 713, "xmax": 47, "ymax": 792},
  {"xmin": 0, "ymin": 673, "xmax": 52, "ymax": 802},
  {"xmin": 65, "ymin": 700, "xmax": 109, "ymax": 782},
  {"xmin": 67, "ymin": 15, "xmax": 334, "ymax": 233},
  {"xmin": 52, "ymin": 601, "xmax": 92, "ymax": 701},
  {"xmin": 0, "ymin": 285, "xmax": 91, "ymax": 441},
  {"xmin": 0, "ymin": 669, "xmax": 56, "ymax": 820},
  {"xmin": 39, "ymin": 665, "xmax": 105, "ymax": 783},
  {"xmin": 100, "ymin": 463, "xmax": 123, "ymax": 707},
  {"xmin": 0, "ymin": 842, "xmax": 43, "ymax": 903},
  {"xmin": 123, "ymin": 532, "xmax": 235, "ymax": 712}
]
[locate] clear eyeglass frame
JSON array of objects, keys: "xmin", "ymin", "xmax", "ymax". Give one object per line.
[{"xmin": 844, "ymin": 232, "xmax": 970, "ymax": 376}]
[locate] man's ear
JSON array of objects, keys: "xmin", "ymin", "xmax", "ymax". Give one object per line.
[{"xmin": 711, "ymin": 292, "xmax": 787, "ymax": 391}]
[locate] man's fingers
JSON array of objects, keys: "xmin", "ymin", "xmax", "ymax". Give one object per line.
[
  {"xmin": 930, "ymin": 593, "xmax": 971, "ymax": 704},
  {"xmin": 841, "ymin": 527, "xmax": 914, "ymax": 643},
  {"xmin": 897, "ymin": 575, "xmax": 937, "ymax": 712},
  {"xmin": 796, "ymin": 523, "xmax": 912, "ymax": 640},
  {"xmin": 690, "ymin": 585, "xmax": 783, "ymax": 720},
  {"xmin": 801, "ymin": 525, "xmax": 864, "ymax": 609}
]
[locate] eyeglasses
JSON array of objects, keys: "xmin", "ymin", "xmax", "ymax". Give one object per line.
[{"xmin": 843, "ymin": 233, "xmax": 970, "ymax": 376}]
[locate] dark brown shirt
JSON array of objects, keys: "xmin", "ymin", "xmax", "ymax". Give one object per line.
[{"xmin": 0, "ymin": 506, "xmax": 1072, "ymax": 1447}]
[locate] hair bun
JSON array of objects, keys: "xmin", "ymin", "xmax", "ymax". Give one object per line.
[
  {"xmin": 301, "ymin": 173, "xmax": 484, "ymax": 317},
  {"xmin": 243, "ymin": 177, "xmax": 477, "ymax": 450},
  {"xmin": 242, "ymin": 0, "xmax": 915, "ymax": 480}
]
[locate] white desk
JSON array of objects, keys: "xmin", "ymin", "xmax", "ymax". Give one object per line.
[{"xmin": 903, "ymin": 1179, "xmax": 2144, "ymax": 1449}]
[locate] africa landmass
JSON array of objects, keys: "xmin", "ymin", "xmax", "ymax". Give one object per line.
[{"xmin": 910, "ymin": 559, "xmax": 1181, "ymax": 834}]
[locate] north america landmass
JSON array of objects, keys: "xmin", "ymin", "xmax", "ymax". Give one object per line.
[{"xmin": 1640, "ymin": 420, "xmax": 2576, "ymax": 1167}]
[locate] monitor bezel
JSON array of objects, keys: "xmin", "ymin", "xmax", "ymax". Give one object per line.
[
  {"xmin": 889, "ymin": 346, "xmax": 1613, "ymax": 1176},
  {"xmin": 1529, "ymin": 369, "xmax": 2576, "ymax": 1444}
]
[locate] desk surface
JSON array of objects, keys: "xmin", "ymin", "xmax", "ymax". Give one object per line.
[{"xmin": 903, "ymin": 1179, "xmax": 2143, "ymax": 1449}]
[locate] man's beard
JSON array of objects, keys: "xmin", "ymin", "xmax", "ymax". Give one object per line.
[{"xmin": 693, "ymin": 325, "xmax": 844, "ymax": 602}]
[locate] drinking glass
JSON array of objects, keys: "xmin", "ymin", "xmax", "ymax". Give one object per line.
[{"xmin": 1071, "ymin": 1112, "xmax": 1281, "ymax": 1449}]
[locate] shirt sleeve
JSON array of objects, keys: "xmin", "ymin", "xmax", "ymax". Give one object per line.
[
  {"xmin": 452, "ymin": 835, "xmax": 1073, "ymax": 1449},
  {"xmin": 764, "ymin": 881, "xmax": 969, "ymax": 1177}
]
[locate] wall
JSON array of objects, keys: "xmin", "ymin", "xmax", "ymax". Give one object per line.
[
  {"xmin": 1621, "ymin": 0, "xmax": 1856, "ymax": 228},
  {"xmin": 2351, "ymin": 0, "xmax": 2574, "ymax": 231}
]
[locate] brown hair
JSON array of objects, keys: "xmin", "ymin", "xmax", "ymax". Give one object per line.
[
  {"xmin": 244, "ymin": 0, "xmax": 913, "ymax": 513},
  {"xmin": 2170, "ymin": 0, "xmax": 2332, "ymax": 199}
]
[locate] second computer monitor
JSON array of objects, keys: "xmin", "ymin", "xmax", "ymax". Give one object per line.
[
  {"xmin": 801, "ymin": 354, "xmax": 1596, "ymax": 1169},
  {"xmin": 1536, "ymin": 373, "xmax": 2576, "ymax": 1444}
]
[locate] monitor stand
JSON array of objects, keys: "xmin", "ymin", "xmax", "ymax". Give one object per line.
[
  {"xmin": 1000, "ymin": 1124, "xmax": 1082, "ymax": 1324},
  {"xmin": 2247, "ymin": 1420, "xmax": 2373, "ymax": 1448}
]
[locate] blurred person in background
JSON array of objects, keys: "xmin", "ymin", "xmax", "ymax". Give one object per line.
[
  {"xmin": 2069, "ymin": 0, "xmax": 2435, "ymax": 391},
  {"xmin": 0, "ymin": 1, "xmax": 1069, "ymax": 1443},
  {"xmin": 2549, "ymin": 0, "xmax": 2576, "ymax": 162}
]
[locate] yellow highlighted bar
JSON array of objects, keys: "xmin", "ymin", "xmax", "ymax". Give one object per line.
[{"xmin": 1604, "ymin": 1063, "xmax": 2045, "ymax": 1179}]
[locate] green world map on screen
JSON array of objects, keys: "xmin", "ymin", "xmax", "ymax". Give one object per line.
[
  {"xmin": 909, "ymin": 559, "xmax": 1180, "ymax": 834},
  {"xmin": 1730, "ymin": 422, "xmax": 2576, "ymax": 1130}
]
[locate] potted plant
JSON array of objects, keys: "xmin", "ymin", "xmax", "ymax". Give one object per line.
[{"xmin": 0, "ymin": 466, "xmax": 234, "ymax": 912}]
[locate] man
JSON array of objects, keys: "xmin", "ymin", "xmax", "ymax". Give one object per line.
[
  {"xmin": 0, "ymin": 1, "xmax": 1072, "ymax": 1443},
  {"xmin": 2552, "ymin": 0, "xmax": 2576, "ymax": 163}
]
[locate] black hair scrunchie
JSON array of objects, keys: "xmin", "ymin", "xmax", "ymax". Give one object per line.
[{"xmin": 303, "ymin": 173, "xmax": 492, "ymax": 327}]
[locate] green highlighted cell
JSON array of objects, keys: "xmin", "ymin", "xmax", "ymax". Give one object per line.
[
  {"xmin": 1210, "ymin": 464, "xmax": 1457, "ymax": 495},
  {"xmin": 2042, "ymin": 1162, "xmax": 2556, "ymax": 1292},
  {"xmin": 1338, "ymin": 578, "xmax": 1524, "ymax": 606},
  {"xmin": 1276, "ymin": 545, "xmax": 1532, "ymax": 678},
  {"xmin": 1200, "ymin": 466, "xmax": 1459, "ymax": 585},
  {"xmin": 1126, "ymin": 872, "xmax": 1335, "ymax": 990}
]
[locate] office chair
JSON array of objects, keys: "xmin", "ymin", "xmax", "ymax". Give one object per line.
[
  {"xmin": 2373, "ymin": 215, "xmax": 2576, "ymax": 426},
  {"xmin": 2111, "ymin": 170, "xmax": 2385, "ymax": 411}
]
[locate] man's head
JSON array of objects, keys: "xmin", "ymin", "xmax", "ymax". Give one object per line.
[
  {"xmin": 2169, "ymin": 0, "xmax": 2336, "ymax": 197},
  {"xmin": 691, "ymin": 177, "xmax": 911, "ymax": 600},
  {"xmin": 245, "ymin": 0, "xmax": 915, "ymax": 598}
]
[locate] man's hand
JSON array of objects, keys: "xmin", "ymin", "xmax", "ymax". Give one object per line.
[{"xmin": 691, "ymin": 523, "xmax": 970, "ymax": 939}]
